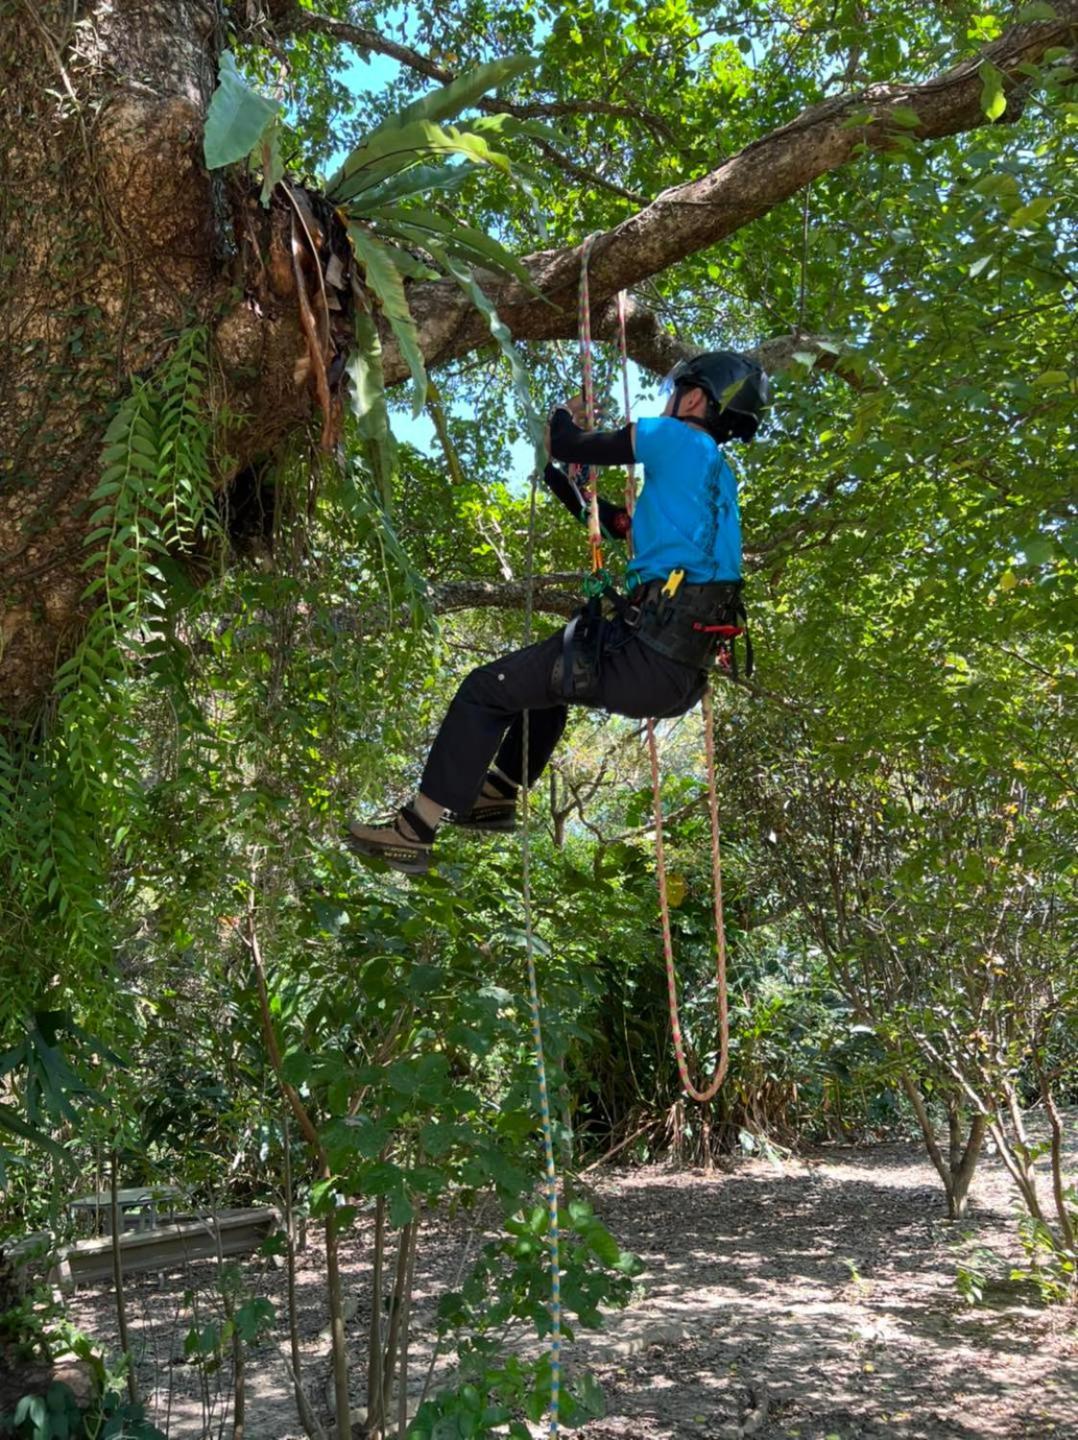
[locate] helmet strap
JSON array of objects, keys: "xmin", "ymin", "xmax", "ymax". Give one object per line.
[{"xmin": 671, "ymin": 384, "xmax": 725, "ymax": 443}]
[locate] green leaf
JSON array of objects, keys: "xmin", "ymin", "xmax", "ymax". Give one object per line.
[
  {"xmin": 437, "ymin": 253, "xmax": 546, "ymax": 463},
  {"xmin": 347, "ymin": 226, "xmax": 428, "ymax": 416},
  {"xmin": 584, "ymin": 1222, "xmax": 621, "ymax": 1266},
  {"xmin": 253, "ymin": 119, "xmax": 286, "ymax": 207},
  {"xmin": 358, "ymin": 161, "xmax": 475, "ymax": 213},
  {"xmin": 0, "ymin": 1104, "xmax": 70, "ymax": 1167},
  {"xmin": 1031, "ymin": 369, "xmax": 1068, "ymax": 386},
  {"xmin": 979, "ymin": 61, "xmax": 1007, "ymax": 122},
  {"xmin": 203, "ymin": 52, "xmax": 280, "ymax": 170},
  {"xmin": 426, "ymin": 378, "xmax": 465, "ymax": 486},
  {"xmin": 327, "ymin": 119, "xmax": 512, "ymax": 205},
  {"xmin": 1007, "ymin": 196, "xmax": 1054, "ymax": 228},
  {"xmin": 468, "ymin": 113, "xmax": 565, "ymax": 147},
  {"xmin": 347, "ymin": 299, "xmax": 396, "ymax": 504},
  {"xmin": 433, "ymin": 250, "xmax": 546, "ymax": 467},
  {"xmin": 380, "ymin": 208, "xmax": 539, "ymax": 291},
  {"xmin": 574, "ymin": 1371, "xmax": 606, "ymax": 1421},
  {"xmin": 888, "ymin": 105, "xmax": 922, "ymax": 129},
  {"xmin": 392, "ymin": 55, "xmax": 536, "ymax": 130},
  {"xmin": 841, "ymin": 107, "xmax": 874, "ymax": 129},
  {"xmin": 235, "ymin": 1297, "xmax": 275, "ymax": 1341},
  {"xmin": 389, "ymin": 1185, "xmax": 414, "ymax": 1227},
  {"xmin": 280, "ymin": 1048, "xmax": 311, "ymax": 1085},
  {"xmin": 1022, "ymin": 536, "xmax": 1052, "ymax": 566},
  {"xmin": 14, "ymin": 1395, "xmax": 46, "ymax": 1430}
]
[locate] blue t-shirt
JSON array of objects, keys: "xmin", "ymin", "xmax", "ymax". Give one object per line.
[{"xmin": 628, "ymin": 416, "xmax": 742, "ymax": 585}]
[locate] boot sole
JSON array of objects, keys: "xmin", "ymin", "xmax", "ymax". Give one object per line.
[
  {"xmin": 447, "ymin": 816, "xmax": 519, "ymax": 834},
  {"xmin": 446, "ymin": 804, "xmax": 519, "ymax": 833},
  {"xmin": 344, "ymin": 832, "xmax": 432, "ymax": 876}
]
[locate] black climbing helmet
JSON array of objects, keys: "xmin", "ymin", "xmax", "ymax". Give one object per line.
[{"xmin": 663, "ymin": 350, "xmax": 770, "ymax": 442}]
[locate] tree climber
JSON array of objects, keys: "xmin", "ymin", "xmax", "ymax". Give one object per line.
[{"xmin": 347, "ymin": 351, "xmax": 769, "ymax": 875}]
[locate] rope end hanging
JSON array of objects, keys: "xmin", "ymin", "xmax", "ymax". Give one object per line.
[{"xmin": 522, "ymin": 470, "xmax": 562, "ymax": 1438}]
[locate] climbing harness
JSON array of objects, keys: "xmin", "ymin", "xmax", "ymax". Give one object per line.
[
  {"xmin": 521, "ymin": 470, "xmax": 562, "ymax": 1438},
  {"xmin": 621, "ymin": 575, "xmax": 752, "ymax": 676}
]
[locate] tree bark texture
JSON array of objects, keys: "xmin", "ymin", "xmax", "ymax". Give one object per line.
[
  {"xmin": 2, "ymin": 2, "xmax": 1074, "ymax": 722},
  {"xmin": 900, "ymin": 1073, "xmax": 986, "ymax": 1219},
  {"xmin": 2, "ymin": 1, "xmax": 220, "ymax": 720}
]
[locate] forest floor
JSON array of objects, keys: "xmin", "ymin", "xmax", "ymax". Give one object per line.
[{"xmin": 65, "ymin": 1138, "xmax": 1078, "ymax": 1440}]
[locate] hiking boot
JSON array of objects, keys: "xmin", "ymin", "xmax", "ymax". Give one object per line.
[
  {"xmin": 446, "ymin": 773, "xmax": 519, "ymax": 833},
  {"xmin": 447, "ymin": 797, "xmax": 519, "ymax": 833},
  {"xmin": 344, "ymin": 806, "xmax": 435, "ymax": 876}
]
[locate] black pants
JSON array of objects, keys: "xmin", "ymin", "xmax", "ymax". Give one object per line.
[{"xmin": 419, "ymin": 617, "xmax": 708, "ymax": 814}]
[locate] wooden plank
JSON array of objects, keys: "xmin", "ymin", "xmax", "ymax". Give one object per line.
[{"xmin": 49, "ymin": 1208, "xmax": 280, "ymax": 1292}]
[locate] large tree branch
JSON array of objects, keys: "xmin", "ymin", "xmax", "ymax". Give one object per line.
[
  {"xmin": 3, "ymin": 3, "xmax": 1073, "ymax": 722},
  {"xmin": 589, "ymin": 294, "xmax": 869, "ymax": 387},
  {"xmin": 431, "ymin": 574, "xmax": 580, "ymax": 620},
  {"xmin": 396, "ymin": 6, "xmax": 1077, "ymax": 377}
]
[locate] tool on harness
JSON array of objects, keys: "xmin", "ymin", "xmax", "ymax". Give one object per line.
[
  {"xmin": 552, "ymin": 593, "xmax": 607, "ymax": 701},
  {"xmin": 623, "ymin": 575, "xmax": 753, "ymax": 678},
  {"xmin": 582, "ymin": 564, "xmax": 612, "ymax": 599}
]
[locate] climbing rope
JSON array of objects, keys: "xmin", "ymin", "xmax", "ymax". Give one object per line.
[
  {"xmin": 612, "ymin": 284, "xmax": 731, "ymax": 1104},
  {"xmin": 574, "ymin": 233, "xmax": 607, "ymax": 594},
  {"xmin": 521, "ymin": 468, "xmax": 562, "ymax": 1437},
  {"xmin": 615, "ymin": 291, "xmax": 638, "ymax": 535},
  {"xmin": 646, "ymin": 691, "xmax": 731, "ymax": 1102}
]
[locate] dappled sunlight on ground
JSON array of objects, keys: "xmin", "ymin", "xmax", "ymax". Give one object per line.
[
  {"xmin": 62, "ymin": 1140, "xmax": 1077, "ymax": 1438},
  {"xmin": 568, "ymin": 1145, "xmax": 1077, "ymax": 1438}
]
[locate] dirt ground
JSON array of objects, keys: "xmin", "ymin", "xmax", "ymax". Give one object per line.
[{"xmin": 63, "ymin": 1140, "xmax": 1078, "ymax": 1440}]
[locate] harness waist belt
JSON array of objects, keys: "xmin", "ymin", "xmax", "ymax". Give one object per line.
[{"xmin": 626, "ymin": 578, "xmax": 751, "ymax": 676}]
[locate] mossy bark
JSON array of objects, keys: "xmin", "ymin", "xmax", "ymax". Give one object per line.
[{"xmin": 0, "ymin": 2, "xmax": 320, "ymax": 724}]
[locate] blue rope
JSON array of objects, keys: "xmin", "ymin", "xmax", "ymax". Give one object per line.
[{"xmin": 521, "ymin": 467, "xmax": 561, "ymax": 1437}]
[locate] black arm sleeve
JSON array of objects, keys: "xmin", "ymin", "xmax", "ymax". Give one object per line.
[
  {"xmin": 548, "ymin": 407, "xmax": 635, "ymax": 466},
  {"xmin": 542, "ymin": 464, "xmax": 631, "ymax": 541},
  {"xmin": 541, "ymin": 462, "xmax": 586, "ymax": 519}
]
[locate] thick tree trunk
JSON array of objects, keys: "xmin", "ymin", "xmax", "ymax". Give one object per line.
[
  {"xmin": 1, "ymin": 1, "xmax": 220, "ymax": 721},
  {"xmin": 1, "ymin": 2, "xmax": 325, "ymax": 724}
]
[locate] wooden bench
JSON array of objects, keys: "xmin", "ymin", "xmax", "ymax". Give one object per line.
[{"xmin": 47, "ymin": 1207, "xmax": 280, "ymax": 1292}]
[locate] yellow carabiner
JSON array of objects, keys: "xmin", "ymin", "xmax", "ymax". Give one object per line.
[{"xmin": 662, "ymin": 568, "xmax": 685, "ymax": 599}]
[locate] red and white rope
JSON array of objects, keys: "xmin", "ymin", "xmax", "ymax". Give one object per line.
[{"xmin": 614, "ymin": 287, "xmax": 730, "ymax": 1104}]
